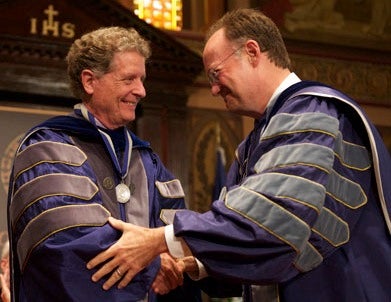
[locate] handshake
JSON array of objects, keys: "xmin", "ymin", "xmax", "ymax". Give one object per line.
[{"xmin": 87, "ymin": 217, "xmax": 199, "ymax": 294}]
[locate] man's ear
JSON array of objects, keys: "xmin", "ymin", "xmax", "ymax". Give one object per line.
[
  {"xmin": 244, "ymin": 40, "xmax": 261, "ymax": 66},
  {"xmin": 81, "ymin": 69, "xmax": 95, "ymax": 94}
]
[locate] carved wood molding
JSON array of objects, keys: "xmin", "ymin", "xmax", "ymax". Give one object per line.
[
  {"xmin": 69, "ymin": 0, "xmax": 203, "ymax": 83},
  {"xmin": 291, "ymin": 53, "xmax": 390, "ymax": 107},
  {"xmin": 0, "ymin": 0, "xmax": 203, "ymax": 100}
]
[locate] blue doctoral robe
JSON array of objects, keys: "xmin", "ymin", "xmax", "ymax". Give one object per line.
[
  {"xmin": 173, "ymin": 81, "xmax": 391, "ymax": 301},
  {"xmin": 8, "ymin": 114, "xmax": 201, "ymax": 302}
]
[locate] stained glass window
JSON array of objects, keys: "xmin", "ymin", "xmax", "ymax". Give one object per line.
[{"xmin": 133, "ymin": 0, "xmax": 182, "ymax": 30}]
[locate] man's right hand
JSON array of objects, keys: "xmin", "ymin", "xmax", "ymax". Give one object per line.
[{"xmin": 151, "ymin": 253, "xmax": 184, "ymax": 295}]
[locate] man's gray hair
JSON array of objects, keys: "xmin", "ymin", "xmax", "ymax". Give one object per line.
[{"xmin": 66, "ymin": 26, "xmax": 151, "ymax": 100}]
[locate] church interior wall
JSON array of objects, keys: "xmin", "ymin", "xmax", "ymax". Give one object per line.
[{"xmin": 0, "ymin": 0, "xmax": 390, "ymax": 247}]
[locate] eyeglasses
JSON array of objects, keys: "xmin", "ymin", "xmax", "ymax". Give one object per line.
[{"xmin": 207, "ymin": 45, "xmax": 243, "ymax": 85}]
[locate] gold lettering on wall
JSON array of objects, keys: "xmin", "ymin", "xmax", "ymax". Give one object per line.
[
  {"xmin": 29, "ymin": 4, "xmax": 75, "ymax": 39},
  {"xmin": 62, "ymin": 23, "xmax": 75, "ymax": 39},
  {"xmin": 42, "ymin": 5, "xmax": 59, "ymax": 36},
  {"xmin": 30, "ymin": 18, "xmax": 38, "ymax": 34}
]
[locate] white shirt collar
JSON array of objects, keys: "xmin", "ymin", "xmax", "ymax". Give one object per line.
[{"xmin": 265, "ymin": 72, "xmax": 301, "ymax": 113}]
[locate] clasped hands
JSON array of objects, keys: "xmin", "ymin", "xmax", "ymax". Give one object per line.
[{"xmin": 87, "ymin": 217, "xmax": 197, "ymax": 294}]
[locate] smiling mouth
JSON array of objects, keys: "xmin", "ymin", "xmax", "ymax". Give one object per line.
[{"xmin": 121, "ymin": 100, "xmax": 138, "ymax": 106}]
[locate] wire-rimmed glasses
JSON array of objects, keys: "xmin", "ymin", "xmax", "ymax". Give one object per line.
[{"xmin": 207, "ymin": 45, "xmax": 243, "ymax": 85}]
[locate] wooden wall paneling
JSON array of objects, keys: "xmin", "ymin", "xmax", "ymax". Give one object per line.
[{"xmin": 187, "ymin": 108, "xmax": 242, "ymax": 212}]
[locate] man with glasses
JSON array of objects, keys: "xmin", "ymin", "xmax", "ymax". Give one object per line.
[{"xmin": 87, "ymin": 9, "xmax": 391, "ymax": 302}]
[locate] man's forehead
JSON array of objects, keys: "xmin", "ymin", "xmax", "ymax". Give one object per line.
[
  {"xmin": 204, "ymin": 29, "xmax": 225, "ymax": 51},
  {"xmin": 203, "ymin": 30, "xmax": 230, "ymax": 63}
]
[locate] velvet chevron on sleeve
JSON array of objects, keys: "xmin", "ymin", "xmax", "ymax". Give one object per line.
[
  {"xmin": 8, "ymin": 113, "xmax": 199, "ymax": 302},
  {"xmin": 172, "ymin": 82, "xmax": 391, "ymax": 302}
]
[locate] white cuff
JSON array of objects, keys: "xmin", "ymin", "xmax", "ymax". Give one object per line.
[
  {"xmin": 164, "ymin": 225, "xmax": 209, "ymax": 280},
  {"xmin": 164, "ymin": 224, "xmax": 187, "ymax": 258},
  {"xmin": 187, "ymin": 258, "xmax": 208, "ymax": 280}
]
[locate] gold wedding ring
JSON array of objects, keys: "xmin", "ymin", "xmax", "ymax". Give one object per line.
[{"xmin": 116, "ymin": 268, "xmax": 123, "ymax": 277}]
